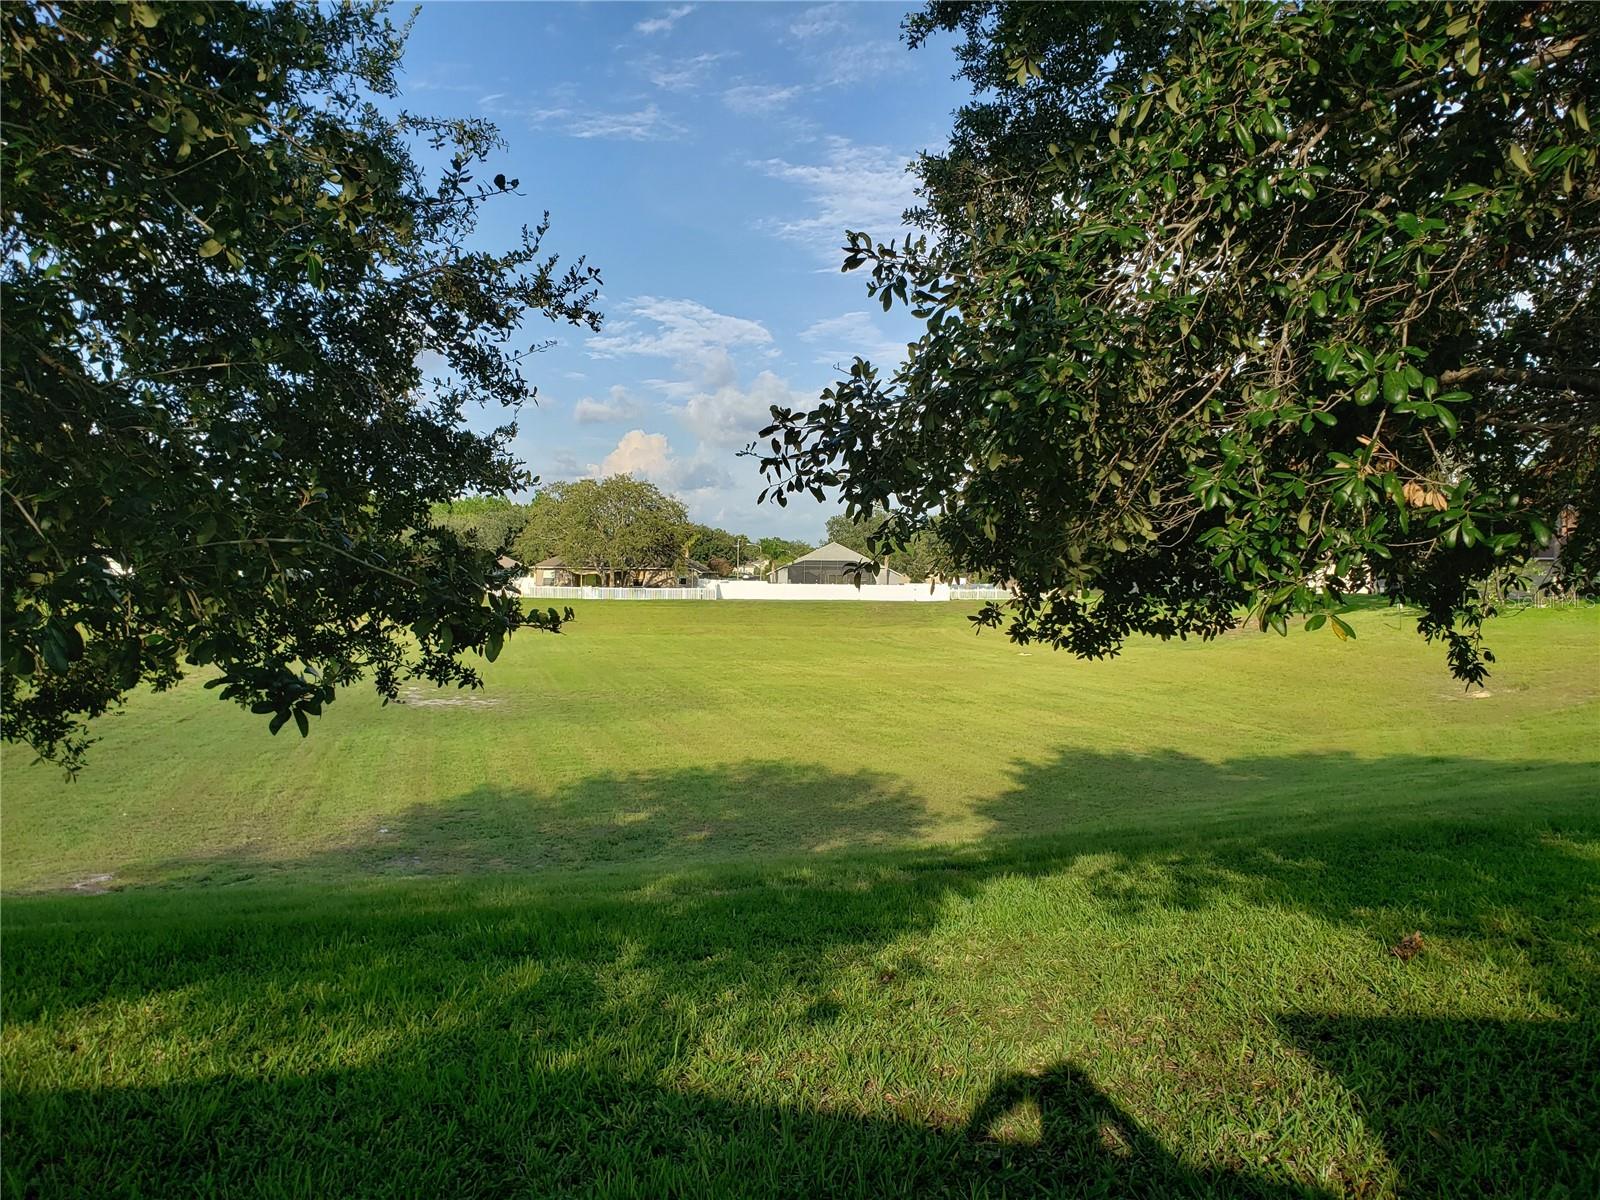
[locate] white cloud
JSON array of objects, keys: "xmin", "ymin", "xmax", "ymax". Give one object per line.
[
  {"xmin": 573, "ymin": 385, "xmax": 644, "ymax": 425},
  {"xmin": 593, "ymin": 430, "xmax": 734, "ymax": 493},
  {"xmin": 800, "ymin": 311, "xmax": 906, "ymax": 366},
  {"xmin": 406, "ymin": 76, "xmax": 479, "ymax": 95},
  {"xmin": 758, "ymin": 136, "xmax": 920, "ymax": 258},
  {"xmin": 597, "ymin": 429, "xmax": 674, "ymax": 478},
  {"xmin": 588, "ymin": 297, "xmax": 773, "ymax": 369},
  {"xmin": 788, "ymin": 4, "xmax": 848, "ymax": 40},
  {"xmin": 645, "ymin": 51, "xmax": 731, "ymax": 92},
  {"xmin": 480, "ymin": 94, "xmax": 685, "ymax": 142},
  {"xmin": 565, "ymin": 103, "xmax": 684, "ymax": 141},
  {"xmin": 722, "ymin": 83, "xmax": 803, "ymax": 114},
  {"xmin": 585, "ymin": 429, "xmax": 819, "ymax": 534},
  {"xmin": 636, "ymin": 4, "xmax": 694, "ymax": 35},
  {"xmin": 809, "ymin": 38, "xmax": 905, "ymax": 87},
  {"xmin": 671, "ymin": 369, "xmax": 808, "ymax": 448},
  {"xmin": 782, "ymin": 4, "xmax": 907, "ymax": 87}
]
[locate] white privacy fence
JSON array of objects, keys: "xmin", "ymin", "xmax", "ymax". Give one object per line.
[
  {"xmin": 518, "ymin": 585, "xmax": 710, "ymax": 601},
  {"xmin": 715, "ymin": 581, "xmax": 944, "ymax": 602},
  {"xmin": 516, "ymin": 580, "xmax": 1014, "ymax": 603}
]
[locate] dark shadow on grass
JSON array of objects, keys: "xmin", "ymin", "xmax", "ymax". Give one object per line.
[
  {"xmin": 88, "ymin": 761, "xmax": 937, "ymax": 886},
  {"xmin": 3, "ymin": 749, "xmax": 1596, "ymax": 1195},
  {"xmin": 3, "ymin": 1056, "xmax": 1326, "ymax": 1198},
  {"xmin": 1278, "ymin": 1014, "xmax": 1599, "ymax": 1195}
]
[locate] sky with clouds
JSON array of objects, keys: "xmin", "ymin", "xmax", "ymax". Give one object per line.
[{"xmin": 396, "ymin": 1, "xmax": 970, "ymax": 540}]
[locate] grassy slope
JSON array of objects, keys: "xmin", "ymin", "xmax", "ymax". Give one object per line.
[{"xmin": 3, "ymin": 603, "xmax": 1598, "ymax": 1197}]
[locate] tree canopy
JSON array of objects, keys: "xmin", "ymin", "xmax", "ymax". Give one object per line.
[
  {"xmin": 507, "ymin": 476, "xmax": 692, "ymax": 585},
  {"xmin": 429, "ymin": 496, "xmax": 529, "ymax": 556},
  {"xmin": 555, "ymin": 477, "xmax": 691, "ymax": 585},
  {"xmin": 758, "ymin": 0, "xmax": 1598, "ymax": 681},
  {"xmin": 2, "ymin": 1, "xmax": 600, "ymax": 769},
  {"xmin": 757, "ymin": 537, "xmax": 813, "ymax": 576},
  {"xmin": 688, "ymin": 525, "xmax": 758, "ymax": 573}
]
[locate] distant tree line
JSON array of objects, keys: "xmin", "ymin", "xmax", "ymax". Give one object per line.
[
  {"xmin": 434, "ymin": 480, "xmax": 978, "ymax": 584},
  {"xmin": 430, "ymin": 477, "xmax": 794, "ymax": 585}
]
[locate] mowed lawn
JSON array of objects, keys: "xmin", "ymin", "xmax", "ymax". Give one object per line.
[{"xmin": 3, "ymin": 602, "xmax": 1597, "ymax": 1197}]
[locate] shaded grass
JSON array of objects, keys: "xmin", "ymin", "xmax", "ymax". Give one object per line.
[
  {"xmin": 3, "ymin": 603, "xmax": 1596, "ymax": 890},
  {"xmin": 2, "ymin": 604, "xmax": 1598, "ymax": 1196}
]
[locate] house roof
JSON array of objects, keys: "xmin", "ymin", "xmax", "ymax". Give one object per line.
[
  {"xmin": 495, "ymin": 554, "xmax": 520, "ymax": 570},
  {"xmin": 787, "ymin": 540, "xmax": 872, "ymax": 565},
  {"xmin": 531, "ymin": 556, "xmax": 567, "ymax": 569}
]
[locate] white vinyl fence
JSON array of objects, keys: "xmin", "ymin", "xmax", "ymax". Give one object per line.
[
  {"xmin": 516, "ymin": 580, "xmax": 1014, "ymax": 603},
  {"xmin": 517, "ymin": 585, "xmax": 710, "ymax": 601}
]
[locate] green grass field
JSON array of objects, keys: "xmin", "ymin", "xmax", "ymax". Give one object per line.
[{"xmin": 3, "ymin": 601, "xmax": 1597, "ymax": 1197}]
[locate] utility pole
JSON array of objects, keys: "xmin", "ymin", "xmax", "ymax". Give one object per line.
[{"xmin": 736, "ymin": 536, "xmax": 743, "ymax": 573}]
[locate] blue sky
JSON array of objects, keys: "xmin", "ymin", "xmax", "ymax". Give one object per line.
[{"xmin": 394, "ymin": 1, "xmax": 969, "ymax": 539}]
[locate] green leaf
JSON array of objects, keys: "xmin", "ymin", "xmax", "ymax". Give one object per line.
[
  {"xmin": 1329, "ymin": 614, "xmax": 1355, "ymax": 641},
  {"xmin": 199, "ymin": 238, "xmax": 223, "ymax": 258},
  {"xmin": 1508, "ymin": 143, "xmax": 1532, "ymax": 176},
  {"xmin": 1530, "ymin": 517, "xmax": 1554, "ymax": 546},
  {"xmin": 1382, "ymin": 372, "xmax": 1407, "ymax": 404}
]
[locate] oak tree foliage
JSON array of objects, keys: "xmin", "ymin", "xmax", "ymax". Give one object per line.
[
  {"xmin": 2, "ymin": 1, "xmax": 601, "ymax": 769},
  {"xmin": 550, "ymin": 476, "xmax": 691, "ymax": 587},
  {"xmin": 757, "ymin": 0, "xmax": 1598, "ymax": 680}
]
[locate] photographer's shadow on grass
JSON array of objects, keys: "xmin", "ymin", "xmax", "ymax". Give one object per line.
[
  {"xmin": 3, "ymin": 1054, "xmax": 1334, "ymax": 1198},
  {"xmin": 4, "ymin": 748, "xmax": 1594, "ymax": 1196}
]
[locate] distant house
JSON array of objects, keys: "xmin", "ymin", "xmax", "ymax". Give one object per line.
[
  {"xmin": 527, "ymin": 556, "xmax": 703, "ymax": 588},
  {"xmin": 768, "ymin": 541, "xmax": 908, "ymax": 585},
  {"xmin": 1531, "ymin": 505, "xmax": 1580, "ymax": 568},
  {"xmin": 529, "ymin": 556, "xmax": 590, "ymax": 587},
  {"xmin": 633, "ymin": 559, "xmax": 706, "ymax": 588},
  {"xmin": 1519, "ymin": 504, "xmax": 1581, "ymax": 597}
]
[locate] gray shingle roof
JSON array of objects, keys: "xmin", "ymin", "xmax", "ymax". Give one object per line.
[{"xmin": 787, "ymin": 540, "xmax": 872, "ymax": 565}]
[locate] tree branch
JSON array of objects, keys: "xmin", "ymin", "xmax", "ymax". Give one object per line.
[{"xmin": 1440, "ymin": 366, "xmax": 1600, "ymax": 398}]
